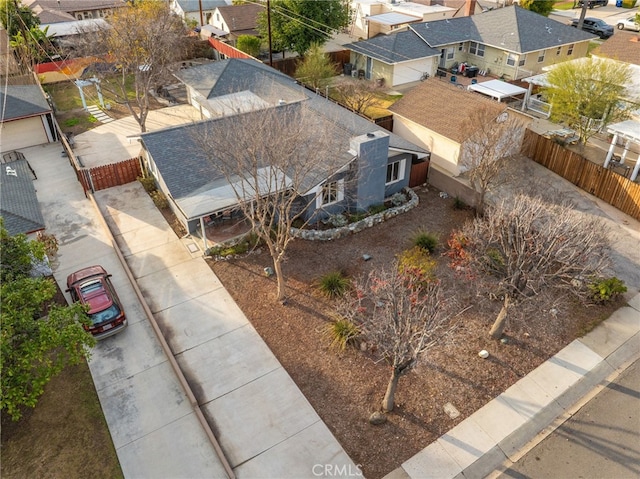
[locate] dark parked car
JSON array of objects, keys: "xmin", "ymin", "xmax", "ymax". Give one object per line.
[
  {"xmin": 577, "ymin": 0, "xmax": 608, "ymax": 8},
  {"xmin": 570, "ymin": 17, "xmax": 614, "ymax": 38},
  {"xmin": 67, "ymin": 265, "xmax": 127, "ymax": 339}
]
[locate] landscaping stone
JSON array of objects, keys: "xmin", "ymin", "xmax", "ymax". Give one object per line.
[{"xmin": 369, "ymin": 411, "xmax": 387, "ymax": 425}]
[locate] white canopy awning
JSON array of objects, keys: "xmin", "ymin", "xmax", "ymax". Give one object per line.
[
  {"xmin": 467, "ymin": 79, "xmax": 528, "ymax": 101},
  {"xmin": 607, "ymin": 120, "xmax": 640, "ymax": 143}
]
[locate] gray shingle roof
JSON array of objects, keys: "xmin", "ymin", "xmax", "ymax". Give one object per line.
[
  {"xmin": 0, "ymin": 160, "xmax": 45, "ymax": 236},
  {"xmin": 145, "ymin": 59, "xmax": 427, "ymax": 201},
  {"xmin": 348, "ymin": 5, "xmax": 596, "ymax": 63},
  {"xmin": 173, "ymin": 59, "xmax": 307, "ymax": 104},
  {"xmin": 0, "ymin": 85, "xmax": 51, "ymax": 121},
  {"xmin": 344, "ymin": 29, "xmax": 440, "ymax": 64}
]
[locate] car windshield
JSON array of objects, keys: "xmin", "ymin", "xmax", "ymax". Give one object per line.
[
  {"xmin": 90, "ymin": 304, "xmax": 121, "ymax": 325},
  {"xmin": 594, "ymin": 20, "xmax": 606, "ymax": 26}
]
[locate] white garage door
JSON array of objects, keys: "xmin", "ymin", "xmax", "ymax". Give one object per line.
[{"xmin": 0, "ymin": 117, "xmax": 48, "ymax": 153}]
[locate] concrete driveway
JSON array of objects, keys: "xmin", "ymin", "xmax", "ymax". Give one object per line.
[{"xmin": 25, "ymin": 143, "xmax": 229, "ymax": 478}]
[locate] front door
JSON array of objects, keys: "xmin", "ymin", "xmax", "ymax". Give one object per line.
[
  {"xmin": 366, "ymin": 56, "xmax": 372, "ymax": 80},
  {"xmin": 439, "ymin": 49, "xmax": 446, "ymax": 68}
]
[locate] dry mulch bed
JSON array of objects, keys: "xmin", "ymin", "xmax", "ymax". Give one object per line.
[{"xmin": 207, "ymin": 186, "xmax": 622, "ymax": 479}]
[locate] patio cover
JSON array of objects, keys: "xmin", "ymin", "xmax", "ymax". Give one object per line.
[
  {"xmin": 604, "ymin": 119, "xmax": 640, "ymax": 181},
  {"xmin": 178, "ymin": 167, "xmax": 293, "ymax": 220},
  {"xmin": 467, "ymin": 80, "xmax": 527, "ymax": 101}
]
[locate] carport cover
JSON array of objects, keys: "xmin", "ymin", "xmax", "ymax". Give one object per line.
[{"xmin": 468, "ymin": 80, "xmax": 527, "ymax": 101}]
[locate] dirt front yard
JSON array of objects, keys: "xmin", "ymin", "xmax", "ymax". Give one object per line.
[{"xmin": 208, "ymin": 186, "xmax": 622, "ymax": 478}]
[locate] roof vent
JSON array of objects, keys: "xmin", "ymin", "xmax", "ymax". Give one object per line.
[
  {"xmin": 6, "ymin": 166, "xmax": 17, "ymax": 177},
  {"xmin": 366, "ymin": 132, "xmax": 375, "ymax": 138},
  {"xmin": 278, "ymin": 99, "xmax": 286, "ymax": 105}
]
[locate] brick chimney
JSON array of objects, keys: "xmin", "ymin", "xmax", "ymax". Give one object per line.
[{"xmin": 464, "ymin": 0, "xmax": 477, "ymax": 16}]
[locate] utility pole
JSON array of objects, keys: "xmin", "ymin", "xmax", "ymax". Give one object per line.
[
  {"xmin": 198, "ymin": 0, "xmax": 204, "ymax": 27},
  {"xmin": 267, "ymin": 0, "xmax": 273, "ymax": 66}
]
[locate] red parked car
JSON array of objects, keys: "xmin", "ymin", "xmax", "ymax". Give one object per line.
[{"xmin": 66, "ymin": 265, "xmax": 127, "ymax": 339}]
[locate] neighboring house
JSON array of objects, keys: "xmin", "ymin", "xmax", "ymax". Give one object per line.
[
  {"xmin": 170, "ymin": 0, "xmax": 230, "ymax": 26},
  {"xmin": 350, "ymin": 0, "xmax": 456, "ymax": 39},
  {"xmin": 0, "ymin": 158, "xmax": 45, "ymax": 236},
  {"xmin": 592, "ymin": 32, "xmax": 640, "ymax": 113},
  {"xmin": 140, "ymin": 59, "xmax": 428, "ymax": 236},
  {"xmin": 388, "ymin": 78, "xmax": 530, "ymax": 183},
  {"xmin": 345, "ymin": 5, "xmax": 595, "ymax": 86},
  {"xmin": 24, "ymin": 0, "xmax": 125, "ymax": 22},
  {"xmin": 209, "ymin": 3, "xmax": 262, "ymax": 44},
  {"xmin": 173, "ymin": 59, "xmax": 308, "ymax": 119},
  {"xmin": 0, "ymin": 84, "xmax": 56, "ymax": 153}
]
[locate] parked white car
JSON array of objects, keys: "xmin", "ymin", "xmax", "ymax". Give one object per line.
[{"xmin": 616, "ymin": 17, "xmax": 640, "ymax": 31}]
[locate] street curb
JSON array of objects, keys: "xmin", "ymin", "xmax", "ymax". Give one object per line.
[{"xmin": 387, "ymin": 294, "xmax": 640, "ymax": 479}]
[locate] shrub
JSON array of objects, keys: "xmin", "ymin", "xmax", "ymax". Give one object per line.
[
  {"xmin": 397, "ymin": 246, "xmax": 436, "ymax": 282},
  {"xmin": 88, "ymin": 115, "xmax": 98, "ymax": 123},
  {"xmin": 150, "ymin": 190, "xmax": 168, "ymax": 209},
  {"xmin": 453, "ymin": 196, "xmax": 467, "ymax": 210},
  {"xmin": 137, "ymin": 176, "xmax": 157, "ymax": 193},
  {"xmin": 35, "ymin": 231, "xmax": 59, "ymax": 257},
  {"xmin": 325, "ymin": 317, "xmax": 360, "ymax": 350},
  {"xmin": 368, "ymin": 203, "xmax": 387, "ymax": 215},
  {"xmin": 589, "ymin": 277, "xmax": 627, "ymax": 303},
  {"xmin": 317, "ymin": 271, "xmax": 351, "ymax": 298},
  {"xmin": 327, "ymin": 214, "xmax": 348, "ymax": 227},
  {"xmin": 389, "ymin": 192, "xmax": 406, "ymax": 207},
  {"xmin": 413, "ymin": 231, "xmax": 438, "ymax": 253}
]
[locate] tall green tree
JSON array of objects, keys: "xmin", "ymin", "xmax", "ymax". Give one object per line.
[
  {"xmin": 519, "ymin": 0, "xmax": 555, "ymax": 17},
  {"xmin": 257, "ymin": 0, "xmax": 349, "ymax": 56},
  {"xmin": 295, "ymin": 42, "xmax": 337, "ymax": 89},
  {"xmin": 0, "ymin": 0, "xmax": 40, "ymax": 38},
  {"xmin": 0, "ymin": 222, "xmax": 95, "ymax": 420},
  {"xmin": 543, "ymin": 57, "xmax": 632, "ymax": 144},
  {"xmin": 236, "ymin": 34, "xmax": 261, "ymax": 57}
]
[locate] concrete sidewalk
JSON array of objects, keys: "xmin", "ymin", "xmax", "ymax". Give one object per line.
[{"xmin": 385, "ymin": 296, "xmax": 640, "ymax": 479}]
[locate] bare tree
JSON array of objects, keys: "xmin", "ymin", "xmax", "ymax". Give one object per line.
[
  {"xmin": 454, "ymin": 194, "xmax": 610, "ymax": 339},
  {"xmin": 459, "ymin": 107, "xmax": 526, "ymax": 215},
  {"xmin": 195, "ymin": 103, "xmax": 347, "ymax": 302},
  {"xmin": 332, "ymin": 78, "xmax": 382, "ymax": 115},
  {"xmin": 77, "ymin": 0, "xmax": 188, "ymax": 132},
  {"xmin": 339, "ymin": 264, "xmax": 451, "ymax": 412}
]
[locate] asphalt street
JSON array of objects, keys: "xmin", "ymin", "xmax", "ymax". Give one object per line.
[{"xmin": 499, "ymin": 359, "xmax": 640, "ymax": 479}]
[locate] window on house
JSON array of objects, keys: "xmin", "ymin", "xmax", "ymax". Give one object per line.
[
  {"xmin": 506, "ymin": 53, "xmax": 517, "ymax": 66},
  {"xmin": 556, "ymin": 47, "xmax": 561, "ymax": 56},
  {"xmin": 216, "ymin": 13, "xmax": 220, "ymax": 21},
  {"xmin": 318, "ymin": 179, "xmax": 344, "ymax": 207},
  {"xmin": 469, "ymin": 42, "xmax": 485, "ymax": 57},
  {"xmin": 537, "ymin": 50, "xmax": 546, "ymax": 63},
  {"xmin": 567, "ymin": 44, "xmax": 574, "ymax": 55},
  {"xmin": 446, "ymin": 47, "xmax": 454, "ymax": 59},
  {"xmin": 519, "ymin": 55, "xmax": 526, "ymax": 66},
  {"xmin": 458, "ymin": 42, "xmax": 464, "ymax": 51},
  {"xmin": 386, "ymin": 159, "xmax": 405, "ymax": 185}
]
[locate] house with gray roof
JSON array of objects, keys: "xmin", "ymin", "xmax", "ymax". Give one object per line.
[
  {"xmin": 173, "ymin": 59, "xmax": 308, "ymax": 118},
  {"xmin": 0, "ymin": 85, "xmax": 56, "ymax": 153},
  {"xmin": 0, "ymin": 159, "xmax": 45, "ymax": 236},
  {"xmin": 345, "ymin": 5, "xmax": 596, "ymax": 86},
  {"xmin": 141, "ymin": 59, "xmax": 428, "ymax": 238}
]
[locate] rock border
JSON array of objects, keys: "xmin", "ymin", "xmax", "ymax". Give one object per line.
[{"xmin": 291, "ymin": 187, "xmax": 419, "ymax": 241}]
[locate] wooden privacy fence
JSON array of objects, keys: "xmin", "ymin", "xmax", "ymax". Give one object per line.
[
  {"xmin": 522, "ymin": 130, "xmax": 640, "ymax": 221},
  {"xmin": 88, "ymin": 158, "xmax": 142, "ymax": 191}
]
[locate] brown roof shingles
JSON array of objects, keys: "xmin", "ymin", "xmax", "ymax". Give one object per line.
[
  {"xmin": 592, "ymin": 31, "xmax": 640, "ymax": 66},
  {"xmin": 388, "ymin": 79, "xmax": 505, "ymax": 143},
  {"xmin": 217, "ymin": 4, "xmax": 263, "ymax": 33}
]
